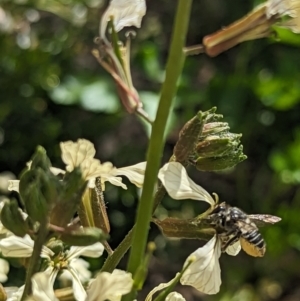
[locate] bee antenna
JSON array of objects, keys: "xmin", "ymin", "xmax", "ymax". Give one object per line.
[{"xmin": 212, "ymin": 192, "xmax": 219, "ymax": 204}]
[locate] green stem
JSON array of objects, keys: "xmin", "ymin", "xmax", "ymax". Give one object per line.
[
  {"xmin": 125, "ymin": 0, "xmax": 193, "ymax": 296},
  {"xmin": 101, "ymin": 183, "xmax": 166, "ymax": 273},
  {"xmin": 21, "ymin": 221, "xmax": 49, "ymax": 300}
]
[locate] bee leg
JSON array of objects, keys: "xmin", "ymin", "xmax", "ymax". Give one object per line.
[{"xmin": 222, "ymin": 235, "xmax": 240, "ymax": 252}]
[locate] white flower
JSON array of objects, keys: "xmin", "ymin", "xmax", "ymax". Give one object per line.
[
  {"xmin": 8, "ymin": 139, "xmax": 146, "ymax": 193},
  {"xmin": 60, "ymin": 139, "xmax": 114, "ymax": 181},
  {"xmin": 60, "ymin": 139, "xmax": 146, "ymax": 190},
  {"xmin": 0, "ymin": 234, "xmax": 104, "ymax": 301},
  {"xmin": 267, "ymin": 0, "xmax": 300, "ymax": 33},
  {"xmin": 86, "ymin": 269, "xmax": 133, "ymax": 301},
  {"xmin": 180, "ymin": 235, "xmax": 221, "ymax": 294},
  {"xmin": 45, "ymin": 243, "xmax": 105, "ymax": 301},
  {"xmin": 59, "ymin": 258, "xmax": 91, "ymax": 284},
  {"xmin": 100, "ymin": 0, "xmax": 146, "ymax": 38},
  {"xmin": 158, "ymin": 162, "xmax": 242, "ymax": 294}
]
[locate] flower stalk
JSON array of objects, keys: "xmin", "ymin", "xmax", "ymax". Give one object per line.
[{"xmin": 125, "ymin": 0, "xmax": 193, "ymax": 299}]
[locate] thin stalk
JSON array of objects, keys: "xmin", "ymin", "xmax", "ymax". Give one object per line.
[
  {"xmin": 124, "ymin": 0, "xmax": 193, "ymax": 298},
  {"xmin": 21, "ymin": 221, "xmax": 49, "ymax": 300},
  {"xmin": 100, "ymin": 183, "xmax": 165, "ymax": 273}
]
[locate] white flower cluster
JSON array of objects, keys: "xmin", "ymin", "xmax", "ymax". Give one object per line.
[
  {"xmin": 158, "ymin": 162, "xmax": 242, "ymax": 295},
  {"xmin": 0, "ymin": 137, "xmax": 147, "ymax": 301}
]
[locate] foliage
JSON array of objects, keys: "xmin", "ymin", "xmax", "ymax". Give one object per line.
[{"xmin": 0, "ymin": 0, "xmax": 300, "ymax": 300}]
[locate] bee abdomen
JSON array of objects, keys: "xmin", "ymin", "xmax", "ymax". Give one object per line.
[{"xmin": 243, "ymin": 230, "xmax": 265, "ymax": 249}]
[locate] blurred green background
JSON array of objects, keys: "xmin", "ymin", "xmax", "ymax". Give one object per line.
[{"xmin": 1, "ymin": 0, "xmax": 300, "ymax": 300}]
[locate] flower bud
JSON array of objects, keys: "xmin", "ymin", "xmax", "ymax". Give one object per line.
[
  {"xmin": 60, "ymin": 227, "xmax": 108, "ymax": 246},
  {"xmin": 19, "ymin": 169, "xmax": 54, "ymax": 223},
  {"xmin": 202, "ymin": 122, "xmax": 230, "ymax": 136},
  {"xmin": 50, "ymin": 167, "xmax": 86, "ymax": 227},
  {"xmin": 195, "ymin": 146, "xmax": 247, "ymax": 171},
  {"xmin": 173, "ymin": 108, "xmax": 218, "ymax": 163},
  {"xmin": 46, "ymin": 239, "xmax": 64, "ymax": 255},
  {"xmin": 196, "ymin": 134, "xmax": 242, "ymax": 158},
  {"xmin": 0, "ymin": 200, "xmax": 29, "ymax": 237},
  {"xmin": 30, "ymin": 146, "xmax": 51, "ymax": 172}
]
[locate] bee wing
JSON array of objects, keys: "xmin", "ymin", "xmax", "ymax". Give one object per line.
[
  {"xmin": 240, "ymin": 238, "xmax": 265, "ymax": 257},
  {"xmin": 158, "ymin": 162, "xmax": 216, "ymax": 206},
  {"xmin": 225, "ymin": 240, "xmax": 241, "ymax": 256},
  {"xmin": 248, "ymin": 214, "xmax": 281, "ymax": 227},
  {"xmin": 181, "ymin": 235, "xmax": 221, "ymax": 294}
]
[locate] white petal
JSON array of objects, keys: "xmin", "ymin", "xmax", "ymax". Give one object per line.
[
  {"xmin": 60, "ymin": 139, "xmax": 96, "ymax": 170},
  {"xmin": 101, "ymin": 174, "xmax": 127, "ymax": 190},
  {"xmin": 86, "ymin": 269, "xmax": 133, "ymax": 301},
  {"xmin": 225, "ymin": 240, "xmax": 241, "ymax": 256},
  {"xmin": 31, "ymin": 272, "xmax": 59, "ymax": 301},
  {"xmin": 166, "ymin": 292, "xmax": 186, "ymax": 301},
  {"xmin": 68, "ymin": 267, "xmax": 87, "ymax": 301},
  {"xmin": 60, "ymin": 139, "xmax": 114, "ymax": 181},
  {"xmin": 7, "ymin": 180, "xmax": 20, "ymax": 193},
  {"xmin": 114, "ymin": 162, "xmax": 146, "ymax": 188},
  {"xmin": 6, "ymin": 285, "xmax": 24, "ymax": 301},
  {"xmin": 0, "ymin": 258, "xmax": 9, "ymax": 283},
  {"xmin": 67, "ymin": 242, "xmax": 104, "ymax": 260},
  {"xmin": 49, "ymin": 167, "xmax": 65, "ymax": 176},
  {"xmin": 158, "ymin": 162, "xmax": 215, "ymax": 206},
  {"xmin": 60, "ymin": 258, "xmax": 91, "ymax": 283},
  {"xmin": 0, "ymin": 235, "xmax": 53, "ymax": 258},
  {"xmin": 266, "ymin": 0, "xmax": 294, "ymax": 17},
  {"xmin": 145, "ymin": 276, "xmax": 178, "ymax": 301},
  {"xmin": 100, "ymin": 0, "xmax": 146, "ymax": 37},
  {"xmin": 180, "ymin": 235, "xmax": 221, "ymax": 295}
]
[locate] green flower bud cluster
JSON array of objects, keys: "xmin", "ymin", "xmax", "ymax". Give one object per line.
[
  {"xmin": 194, "ymin": 119, "xmax": 247, "ymax": 171},
  {"xmin": 173, "ymin": 107, "xmax": 221, "ymax": 163},
  {"xmin": 173, "ymin": 107, "xmax": 247, "ymax": 171},
  {"xmin": 2, "ymin": 146, "xmax": 107, "ymax": 247}
]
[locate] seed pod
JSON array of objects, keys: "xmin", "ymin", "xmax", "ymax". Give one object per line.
[{"xmin": 60, "ymin": 227, "xmax": 108, "ymax": 246}]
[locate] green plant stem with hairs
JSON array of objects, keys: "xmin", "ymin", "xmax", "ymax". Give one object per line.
[{"xmin": 121, "ymin": 1, "xmax": 193, "ymax": 299}]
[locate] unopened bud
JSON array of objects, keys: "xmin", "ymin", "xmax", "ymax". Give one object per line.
[
  {"xmin": 30, "ymin": 146, "xmax": 51, "ymax": 172},
  {"xmin": 173, "ymin": 108, "xmax": 218, "ymax": 162},
  {"xmin": 0, "ymin": 200, "xmax": 28, "ymax": 237},
  {"xmin": 202, "ymin": 122, "xmax": 230, "ymax": 136},
  {"xmin": 60, "ymin": 227, "xmax": 107, "ymax": 246},
  {"xmin": 50, "ymin": 167, "xmax": 86, "ymax": 227},
  {"xmin": 19, "ymin": 169, "xmax": 58, "ymax": 223},
  {"xmin": 46, "ymin": 239, "xmax": 64, "ymax": 255},
  {"xmin": 195, "ymin": 146, "xmax": 247, "ymax": 171},
  {"xmin": 196, "ymin": 134, "xmax": 242, "ymax": 158}
]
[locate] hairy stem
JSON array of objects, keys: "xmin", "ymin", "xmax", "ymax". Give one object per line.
[{"xmin": 124, "ymin": 0, "xmax": 193, "ymax": 298}]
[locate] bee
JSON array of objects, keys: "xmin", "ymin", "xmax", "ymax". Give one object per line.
[{"xmin": 206, "ymin": 202, "xmax": 281, "ymax": 257}]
